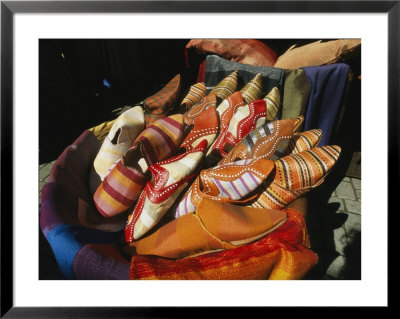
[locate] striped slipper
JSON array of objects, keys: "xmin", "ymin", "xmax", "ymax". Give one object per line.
[
  {"xmin": 125, "ymin": 198, "xmax": 288, "ymax": 259},
  {"xmin": 206, "ymin": 99, "xmax": 267, "ymax": 164},
  {"xmin": 93, "ymin": 114, "xmax": 184, "ymax": 218},
  {"xmin": 239, "ymin": 73, "xmax": 263, "ymax": 104},
  {"xmin": 219, "ymin": 116, "xmax": 304, "ymax": 165},
  {"xmin": 125, "ymin": 140, "xmax": 208, "ymax": 242},
  {"xmin": 178, "ymin": 106, "xmax": 219, "ymax": 153},
  {"xmin": 183, "ymin": 93, "xmax": 217, "ymax": 125},
  {"xmin": 143, "ymin": 74, "xmax": 181, "ymax": 128},
  {"xmin": 209, "ymin": 70, "xmax": 239, "ymax": 104},
  {"xmin": 180, "ymin": 82, "xmax": 207, "ymax": 112},
  {"xmin": 250, "ymin": 145, "xmax": 342, "ymax": 210},
  {"xmin": 175, "ymin": 157, "xmax": 274, "ymax": 218},
  {"xmin": 263, "ymin": 87, "xmax": 281, "ymax": 121},
  {"xmin": 285, "ymin": 129, "xmax": 323, "ymax": 155},
  {"xmin": 89, "ymin": 106, "xmax": 145, "ymax": 195}
]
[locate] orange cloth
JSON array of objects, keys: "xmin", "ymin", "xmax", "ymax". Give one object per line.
[{"xmin": 128, "ymin": 208, "xmax": 317, "ymax": 280}]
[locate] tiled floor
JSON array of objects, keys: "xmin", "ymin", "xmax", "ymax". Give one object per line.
[{"xmin": 39, "ymin": 162, "xmax": 361, "ymax": 280}]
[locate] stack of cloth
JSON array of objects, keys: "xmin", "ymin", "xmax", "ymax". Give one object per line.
[{"xmin": 40, "ymin": 56, "xmax": 350, "ymax": 280}]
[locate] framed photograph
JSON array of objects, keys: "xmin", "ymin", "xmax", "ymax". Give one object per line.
[{"xmin": 1, "ymin": 0, "xmax": 394, "ymax": 316}]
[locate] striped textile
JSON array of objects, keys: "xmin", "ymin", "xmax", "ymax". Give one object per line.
[
  {"xmin": 263, "ymin": 87, "xmax": 281, "ymax": 121},
  {"xmin": 286, "ymin": 129, "xmax": 323, "ymax": 155},
  {"xmin": 93, "ymin": 115, "xmax": 184, "ymax": 218},
  {"xmin": 125, "ymin": 140, "xmax": 207, "ymax": 242},
  {"xmin": 251, "ymin": 145, "xmax": 341, "ymax": 210},
  {"xmin": 219, "ymin": 116, "xmax": 304, "ymax": 165},
  {"xmin": 128, "ymin": 208, "xmax": 317, "ymax": 280},
  {"xmin": 183, "ymin": 93, "xmax": 217, "ymax": 125},
  {"xmin": 125, "ymin": 198, "xmax": 288, "ymax": 259},
  {"xmin": 89, "ymin": 106, "xmax": 145, "ymax": 195},
  {"xmin": 143, "ymin": 74, "xmax": 181, "ymax": 127},
  {"xmin": 175, "ymin": 158, "xmax": 274, "ymax": 218},
  {"xmin": 180, "ymin": 82, "xmax": 207, "ymax": 112},
  {"xmin": 179, "ymin": 106, "xmax": 219, "ymax": 152},
  {"xmin": 240, "ymin": 73, "xmax": 263, "ymax": 104},
  {"xmin": 209, "ymin": 70, "xmax": 238, "ymax": 102}
]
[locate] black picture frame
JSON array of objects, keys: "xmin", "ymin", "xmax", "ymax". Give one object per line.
[{"xmin": 1, "ymin": 0, "xmax": 395, "ymax": 317}]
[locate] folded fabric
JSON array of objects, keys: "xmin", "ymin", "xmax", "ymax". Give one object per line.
[
  {"xmin": 302, "ymin": 63, "xmax": 350, "ymax": 146},
  {"xmin": 143, "ymin": 74, "xmax": 181, "ymax": 127},
  {"xmin": 179, "ymin": 106, "xmax": 219, "ymax": 153},
  {"xmin": 274, "ymin": 39, "xmax": 361, "ymax": 69},
  {"xmin": 220, "ymin": 116, "xmax": 304, "ymax": 164},
  {"xmin": 40, "ymin": 130, "xmax": 130, "ymax": 279},
  {"xmin": 186, "ymin": 39, "xmax": 277, "ymax": 66},
  {"xmin": 175, "ymin": 158, "xmax": 274, "ymax": 218},
  {"xmin": 280, "ymin": 68, "xmax": 311, "ymax": 121},
  {"xmin": 183, "ymin": 93, "xmax": 217, "ymax": 125},
  {"xmin": 125, "ymin": 140, "xmax": 207, "ymax": 242},
  {"xmin": 128, "ymin": 207, "xmax": 317, "ymax": 280},
  {"xmin": 89, "ymin": 106, "xmax": 145, "ymax": 195},
  {"xmin": 125, "ymin": 198, "xmax": 287, "ymax": 259},
  {"xmin": 251, "ymin": 145, "xmax": 341, "ymax": 210},
  {"xmin": 179, "ymin": 82, "xmax": 207, "ymax": 112},
  {"xmin": 208, "ymin": 69, "xmax": 239, "ymax": 104},
  {"xmin": 204, "ymin": 55, "xmax": 285, "ymax": 97},
  {"xmin": 93, "ymin": 114, "xmax": 184, "ymax": 218}
]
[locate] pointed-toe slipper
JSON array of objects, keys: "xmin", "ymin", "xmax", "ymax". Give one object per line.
[{"xmin": 125, "ymin": 140, "xmax": 208, "ymax": 242}]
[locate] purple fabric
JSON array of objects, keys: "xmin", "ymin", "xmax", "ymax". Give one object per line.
[
  {"xmin": 40, "ymin": 129, "xmax": 131, "ymax": 279},
  {"xmin": 73, "ymin": 244, "xmax": 130, "ymax": 280},
  {"xmin": 302, "ymin": 63, "xmax": 350, "ymax": 146}
]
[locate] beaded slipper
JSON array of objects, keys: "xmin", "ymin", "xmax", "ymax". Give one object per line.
[
  {"xmin": 175, "ymin": 157, "xmax": 274, "ymax": 218},
  {"xmin": 250, "ymin": 145, "xmax": 342, "ymax": 210},
  {"xmin": 183, "ymin": 93, "xmax": 217, "ymax": 125},
  {"xmin": 125, "ymin": 140, "xmax": 208, "ymax": 242},
  {"xmin": 89, "ymin": 106, "xmax": 145, "ymax": 195},
  {"xmin": 209, "ymin": 69, "xmax": 239, "ymax": 104},
  {"xmin": 239, "ymin": 73, "xmax": 263, "ymax": 104},
  {"xmin": 179, "ymin": 82, "xmax": 207, "ymax": 113},
  {"xmin": 207, "ymin": 98, "xmax": 267, "ymax": 164},
  {"xmin": 285, "ymin": 129, "xmax": 323, "ymax": 155},
  {"xmin": 125, "ymin": 198, "xmax": 288, "ymax": 259},
  {"xmin": 178, "ymin": 106, "xmax": 219, "ymax": 153},
  {"xmin": 93, "ymin": 114, "xmax": 184, "ymax": 218},
  {"xmin": 219, "ymin": 116, "xmax": 304, "ymax": 165}
]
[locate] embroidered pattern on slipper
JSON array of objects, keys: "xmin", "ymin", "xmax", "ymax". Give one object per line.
[
  {"xmin": 239, "ymin": 73, "xmax": 263, "ymax": 104},
  {"xmin": 219, "ymin": 116, "xmax": 304, "ymax": 165},
  {"xmin": 180, "ymin": 82, "xmax": 207, "ymax": 112},
  {"xmin": 125, "ymin": 140, "xmax": 208, "ymax": 242},
  {"xmin": 179, "ymin": 106, "xmax": 219, "ymax": 152},
  {"xmin": 175, "ymin": 158, "xmax": 274, "ymax": 218},
  {"xmin": 251, "ymin": 145, "xmax": 341, "ymax": 210},
  {"xmin": 263, "ymin": 87, "xmax": 281, "ymax": 121},
  {"xmin": 209, "ymin": 70, "xmax": 239, "ymax": 103}
]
